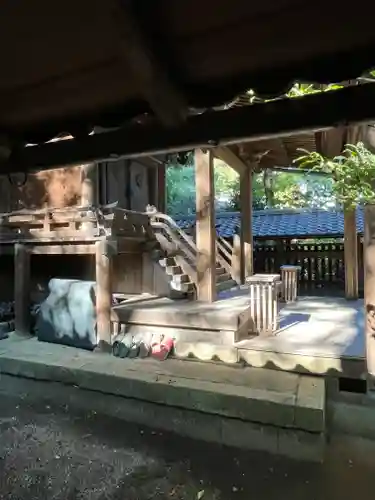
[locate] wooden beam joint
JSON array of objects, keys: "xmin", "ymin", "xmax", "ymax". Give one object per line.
[{"xmin": 114, "ymin": 0, "xmax": 188, "ymax": 126}]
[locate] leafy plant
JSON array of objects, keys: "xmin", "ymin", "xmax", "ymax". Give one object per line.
[{"xmin": 294, "ymin": 142, "xmax": 375, "ymax": 209}]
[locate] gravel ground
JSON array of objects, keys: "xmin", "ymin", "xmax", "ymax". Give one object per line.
[{"xmin": 0, "ymin": 386, "xmax": 375, "ymax": 500}]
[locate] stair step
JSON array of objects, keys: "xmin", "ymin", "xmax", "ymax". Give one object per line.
[
  {"xmin": 171, "ymin": 281, "xmax": 195, "ymax": 293},
  {"xmin": 216, "ymin": 272, "xmax": 232, "ymax": 283},
  {"xmin": 216, "ymin": 279, "xmax": 237, "ymax": 293},
  {"xmin": 159, "ymin": 256, "xmax": 176, "ymax": 268},
  {"xmin": 165, "ymin": 265, "xmax": 183, "ymax": 275},
  {"xmin": 216, "ymin": 267, "xmax": 226, "ymax": 275},
  {"xmin": 172, "ymin": 274, "xmax": 190, "ymax": 284}
]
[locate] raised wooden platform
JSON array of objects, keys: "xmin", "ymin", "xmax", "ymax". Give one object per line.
[
  {"xmin": 112, "ymin": 295, "xmax": 251, "ymax": 358},
  {"xmin": 112, "ymin": 293, "xmax": 365, "ymax": 379}
]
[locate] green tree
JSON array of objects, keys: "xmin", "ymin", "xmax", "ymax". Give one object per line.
[{"xmin": 295, "ymin": 142, "xmax": 375, "ymax": 209}]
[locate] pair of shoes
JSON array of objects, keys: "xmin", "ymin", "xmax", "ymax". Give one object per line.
[
  {"xmin": 112, "ymin": 334, "xmax": 135, "ymax": 358},
  {"xmin": 112, "ymin": 333, "xmax": 174, "ymax": 361},
  {"xmin": 150, "ymin": 336, "xmax": 174, "ymax": 361}
]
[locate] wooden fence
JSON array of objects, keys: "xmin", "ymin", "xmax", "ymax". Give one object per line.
[{"xmin": 253, "ymin": 241, "xmax": 364, "ymax": 295}]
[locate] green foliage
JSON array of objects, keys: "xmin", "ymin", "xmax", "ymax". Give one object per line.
[
  {"xmin": 166, "ymin": 160, "xmax": 334, "ymax": 215},
  {"xmin": 295, "ymin": 142, "xmax": 375, "ymax": 209}
]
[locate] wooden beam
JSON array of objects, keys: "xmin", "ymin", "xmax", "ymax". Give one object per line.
[
  {"xmin": 95, "ymin": 239, "xmax": 112, "ymax": 352},
  {"xmin": 344, "ymin": 209, "xmax": 359, "ymax": 299},
  {"xmin": 114, "ymin": 0, "xmax": 188, "ymax": 126},
  {"xmin": 364, "ymin": 204, "xmax": 375, "ymax": 386},
  {"xmin": 213, "ymin": 146, "xmax": 248, "ymax": 175},
  {"xmin": 5, "ymin": 84, "xmax": 375, "ymax": 173},
  {"xmin": 14, "ymin": 243, "xmax": 30, "ymax": 336},
  {"xmin": 195, "ymin": 149, "xmax": 216, "ymax": 302}
]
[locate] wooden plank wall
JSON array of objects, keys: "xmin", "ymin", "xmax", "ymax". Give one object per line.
[
  {"xmin": 0, "ymin": 166, "xmax": 84, "ymax": 212},
  {"xmin": 98, "ymin": 158, "xmax": 160, "ymax": 210}
]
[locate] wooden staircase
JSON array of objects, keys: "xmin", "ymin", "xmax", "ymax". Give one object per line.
[{"xmin": 147, "ymin": 210, "xmax": 237, "ymax": 297}]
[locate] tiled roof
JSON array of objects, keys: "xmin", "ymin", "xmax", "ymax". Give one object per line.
[{"xmin": 174, "ymin": 208, "xmax": 364, "ymax": 239}]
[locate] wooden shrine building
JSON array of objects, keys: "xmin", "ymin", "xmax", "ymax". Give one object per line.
[{"xmin": 1, "ymin": 0, "xmax": 375, "ymax": 383}]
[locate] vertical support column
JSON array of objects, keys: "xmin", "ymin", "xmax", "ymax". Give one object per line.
[
  {"xmin": 195, "ymin": 149, "xmax": 216, "ymax": 302},
  {"xmin": 14, "ymin": 243, "xmax": 30, "ymax": 336},
  {"xmin": 157, "ymin": 163, "xmax": 166, "ymax": 213},
  {"xmin": 240, "ymin": 167, "xmax": 253, "ymax": 282},
  {"xmin": 81, "ymin": 163, "xmax": 98, "ymax": 206},
  {"xmin": 95, "ymin": 240, "xmax": 112, "ymax": 352},
  {"xmin": 364, "ymin": 204, "xmax": 375, "ymax": 386},
  {"xmin": 344, "ymin": 208, "xmax": 359, "ymax": 299}
]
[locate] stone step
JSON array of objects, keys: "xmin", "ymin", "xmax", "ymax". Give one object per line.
[{"xmin": 0, "ymin": 339, "xmax": 326, "ymax": 461}]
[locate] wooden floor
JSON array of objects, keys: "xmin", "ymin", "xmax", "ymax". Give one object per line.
[
  {"xmin": 236, "ymin": 296, "xmax": 365, "ymax": 378},
  {"xmin": 112, "ymin": 290, "xmax": 365, "ymax": 379}
]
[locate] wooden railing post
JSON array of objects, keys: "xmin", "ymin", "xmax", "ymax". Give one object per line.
[
  {"xmin": 239, "ymin": 167, "xmax": 253, "ymax": 282},
  {"xmin": 195, "ymin": 149, "xmax": 216, "ymax": 302},
  {"xmin": 95, "ymin": 239, "xmax": 112, "ymax": 352},
  {"xmin": 344, "ymin": 208, "xmax": 359, "ymax": 299}
]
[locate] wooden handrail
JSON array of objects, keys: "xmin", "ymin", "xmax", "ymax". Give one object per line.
[
  {"xmin": 149, "ymin": 209, "xmax": 235, "ymax": 277},
  {"xmin": 152, "ymin": 221, "xmax": 197, "ymax": 265},
  {"xmin": 148, "ymin": 210, "xmax": 198, "ymax": 252},
  {"xmin": 218, "ymin": 235, "xmax": 233, "ymax": 254},
  {"xmin": 216, "ymin": 238, "xmax": 232, "ymax": 263}
]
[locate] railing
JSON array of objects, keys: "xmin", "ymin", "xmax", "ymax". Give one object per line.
[
  {"xmin": 254, "ymin": 242, "xmax": 347, "ymax": 290},
  {"xmin": 216, "ymin": 235, "xmax": 235, "ymax": 278},
  {"xmin": 0, "ymin": 204, "xmax": 152, "ymax": 242},
  {"xmin": 146, "ymin": 208, "xmax": 232, "ymax": 285}
]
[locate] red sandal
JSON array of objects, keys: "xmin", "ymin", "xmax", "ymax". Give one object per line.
[{"xmin": 151, "ymin": 336, "xmax": 174, "ymax": 361}]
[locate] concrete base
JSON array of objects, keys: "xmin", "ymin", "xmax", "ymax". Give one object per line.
[{"xmin": 0, "ymin": 335, "xmax": 326, "ymax": 462}]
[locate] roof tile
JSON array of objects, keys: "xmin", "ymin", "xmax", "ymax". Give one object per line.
[{"xmin": 174, "ymin": 208, "xmax": 364, "ymax": 238}]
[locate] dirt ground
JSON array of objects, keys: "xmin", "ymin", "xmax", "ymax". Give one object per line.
[{"xmin": 0, "ymin": 384, "xmax": 375, "ymax": 500}]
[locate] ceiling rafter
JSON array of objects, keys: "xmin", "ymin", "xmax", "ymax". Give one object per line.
[{"xmin": 113, "ymin": 0, "xmax": 188, "ymax": 127}]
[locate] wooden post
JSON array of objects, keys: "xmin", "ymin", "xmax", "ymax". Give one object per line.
[
  {"xmin": 364, "ymin": 204, "xmax": 375, "ymax": 386},
  {"xmin": 95, "ymin": 240, "xmax": 112, "ymax": 352},
  {"xmin": 14, "ymin": 243, "xmax": 30, "ymax": 336},
  {"xmin": 195, "ymin": 149, "xmax": 216, "ymax": 302},
  {"xmin": 344, "ymin": 208, "xmax": 359, "ymax": 299},
  {"xmin": 81, "ymin": 163, "xmax": 98, "ymax": 206},
  {"xmin": 157, "ymin": 163, "xmax": 166, "ymax": 212},
  {"xmin": 240, "ymin": 167, "xmax": 253, "ymax": 282}
]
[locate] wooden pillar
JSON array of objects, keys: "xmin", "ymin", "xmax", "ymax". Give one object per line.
[
  {"xmin": 157, "ymin": 163, "xmax": 166, "ymax": 212},
  {"xmin": 81, "ymin": 163, "xmax": 98, "ymax": 206},
  {"xmin": 14, "ymin": 243, "xmax": 30, "ymax": 336},
  {"xmin": 195, "ymin": 149, "xmax": 216, "ymax": 302},
  {"xmin": 364, "ymin": 204, "xmax": 375, "ymax": 385},
  {"xmin": 344, "ymin": 208, "xmax": 359, "ymax": 299},
  {"xmin": 95, "ymin": 240, "xmax": 112, "ymax": 352},
  {"xmin": 240, "ymin": 167, "xmax": 253, "ymax": 282}
]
